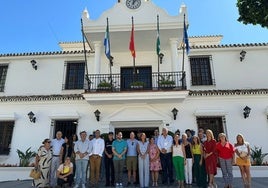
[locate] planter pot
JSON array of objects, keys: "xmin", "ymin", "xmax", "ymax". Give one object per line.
[
  {"xmin": 215, "ymin": 165, "xmax": 268, "ymax": 178},
  {"xmin": 159, "ymin": 84, "xmax": 175, "ymax": 90},
  {"xmin": 131, "ymin": 85, "xmax": 143, "ymax": 89},
  {"xmin": 0, "ymin": 167, "xmax": 32, "ymax": 182},
  {"xmin": 97, "ymin": 86, "xmax": 112, "ymax": 92}
]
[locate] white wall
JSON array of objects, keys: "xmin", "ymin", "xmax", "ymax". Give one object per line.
[{"xmin": 187, "ymin": 47, "xmax": 268, "ymax": 90}]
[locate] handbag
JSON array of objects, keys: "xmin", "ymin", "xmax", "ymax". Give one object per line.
[{"xmin": 29, "ymin": 168, "xmax": 41, "ymax": 179}]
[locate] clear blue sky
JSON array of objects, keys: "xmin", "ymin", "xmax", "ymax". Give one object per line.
[{"xmin": 0, "ymin": 0, "xmax": 268, "ymax": 54}]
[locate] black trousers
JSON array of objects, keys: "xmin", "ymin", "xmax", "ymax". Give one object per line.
[
  {"xmin": 57, "ymin": 174, "xmax": 73, "ymax": 186},
  {"xmin": 160, "ymin": 152, "xmax": 174, "ymax": 184},
  {"xmin": 105, "ymin": 156, "xmax": 115, "ymax": 185}
]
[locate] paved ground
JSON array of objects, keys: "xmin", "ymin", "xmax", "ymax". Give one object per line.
[{"xmin": 1, "ymin": 177, "xmax": 268, "ymax": 188}]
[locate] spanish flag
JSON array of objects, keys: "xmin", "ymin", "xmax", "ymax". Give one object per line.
[{"xmin": 129, "ymin": 16, "xmax": 136, "ymax": 58}]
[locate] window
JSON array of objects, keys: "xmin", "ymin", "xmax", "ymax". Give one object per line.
[
  {"xmin": 0, "ymin": 65, "xmax": 8, "ymax": 92},
  {"xmin": 64, "ymin": 62, "xmax": 85, "ymax": 89},
  {"xmin": 190, "ymin": 56, "xmax": 214, "ymax": 86},
  {"xmin": 196, "ymin": 117, "xmax": 224, "ymax": 141},
  {"xmin": 0, "ymin": 121, "xmax": 14, "ymax": 155}
]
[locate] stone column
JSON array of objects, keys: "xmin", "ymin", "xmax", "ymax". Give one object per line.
[
  {"xmin": 169, "ymin": 38, "xmax": 179, "ymax": 72},
  {"xmin": 93, "ymin": 41, "xmax": 102, "ymax": 74}
]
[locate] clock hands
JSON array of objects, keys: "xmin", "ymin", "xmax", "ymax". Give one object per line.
[{"xmin": 126, "ymin": 0, "xmax": 140, "ymax": 9}]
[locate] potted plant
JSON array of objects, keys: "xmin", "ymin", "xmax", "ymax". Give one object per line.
[
  {"xmin": 0, "ymin": 147, "xmax": 37, "ymax": 181},
  {"xmin": 97, "ymin": 80, "xmax": 113, "ymax": 91},
  {"xmin": 159, "ymin": 75, "xmax": 175, "ymax": 89},
  {"xmin": 16, "ymin": 147, "xmax": 36, "ymax": 167},
  {"xmin": 130, "ymin": 81, "xmax": 145, "ymax": 89},
  {"xmin": 250, "ymin": 146, "xmax": 268, "ymax": 165}
]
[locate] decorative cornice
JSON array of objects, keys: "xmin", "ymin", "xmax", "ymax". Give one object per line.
[
  {"xmin": 0, "ymin": 90, "xmax": 267, "ymax": 102},
  {"xmin": 189, "ymin": 89, "xmax": 268, "ymax": 97},
  {"xmin": 0, "ymin": 94, "xmax": 85, "ymax": 102}
]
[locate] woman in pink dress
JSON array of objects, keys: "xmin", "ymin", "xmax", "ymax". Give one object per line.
[{"xmin": 149, "ymin": 136, "xmax": 162, "ymax": 187}]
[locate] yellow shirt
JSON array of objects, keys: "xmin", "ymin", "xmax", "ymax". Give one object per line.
[{"xmin": 192, "ymin": 144, "xmax": 201, "ymax": 155}]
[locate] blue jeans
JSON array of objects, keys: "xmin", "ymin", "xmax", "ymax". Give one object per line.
[
  {"xmin": 50, "ymin": 156, "xmax": 60, "ymax": 187},
  {"xmin": 75, "ymin": 159, "xmax": 88, "ymax": 185}
]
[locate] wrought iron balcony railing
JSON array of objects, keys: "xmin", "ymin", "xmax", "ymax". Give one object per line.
[{"xmin": 85, "ymin": 71, "xmax": 186, "ymax": 92}]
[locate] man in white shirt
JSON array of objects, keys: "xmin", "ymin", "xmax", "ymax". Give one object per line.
[
  {"xmin": 89, "ymin": 129, "xmax": 105, "ymax": 187},
  {"xmin": 157, "ymin": 127, "xmax": 174, "ymax": 185},
  {"xmin": 50, "ymin": 131, "xmax": 65, "ymax": 187},
  {"xmin": 74, "ymin": 131, "xmax": 92, "ymax": 188}
]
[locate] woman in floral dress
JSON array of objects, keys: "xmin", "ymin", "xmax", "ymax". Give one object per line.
[
  {"xmin": 33, "ymin": 138, "xmax": 53, "ymax": 188},
  {"xmin": 148, "ymin": 136, "xmax": 162, "ymax": 187}
]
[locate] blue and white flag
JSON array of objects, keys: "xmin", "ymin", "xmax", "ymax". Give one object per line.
[{"xmin": 104, "ymin": 18, "xmax": 111, "ymax": 60}]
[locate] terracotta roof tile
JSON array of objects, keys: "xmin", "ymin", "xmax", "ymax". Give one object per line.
[
  {"xmin": 189, "ymin": 89, "xmax": 268, "ymax": 96},
  {"xmin": 0, "ymin": 50, "xmax": 91, "ymax": 57},
  {"xmin": 0, "ymin": 94, "xmax": 84, "ymax": 102}
]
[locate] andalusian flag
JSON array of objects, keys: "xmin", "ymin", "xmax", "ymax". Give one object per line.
[
  {"xmin": 104, "ymin": 17, "xmax": 111, "ymax": 60},
  {"xmin": 156, "ymin": 15, "xmax": 160, "ymax": 55},
  {"xmin": 129, "ymin": 17, "xmax": 136, "ymax": 58}
]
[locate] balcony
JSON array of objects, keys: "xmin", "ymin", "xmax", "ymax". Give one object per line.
[
  {"xmin": 85, "ymin": 71, "xmax": 186, "ymax": 92},
  {"xmin": 83, "ymin": 71, "xmax": 189, "ymax": 104}
]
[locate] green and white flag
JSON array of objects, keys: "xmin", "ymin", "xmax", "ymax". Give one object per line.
[{"xmin": 156, "ymin": 15, "xmax": 160, "ymax": 55}]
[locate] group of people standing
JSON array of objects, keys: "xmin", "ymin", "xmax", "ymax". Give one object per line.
[
  {"xmin": 32, "ymin": 127, "xmax": 252, "ymax": 188},
  {"xmin": 204, "ymin": 130, "xmax": 251, "ymax": 188}
]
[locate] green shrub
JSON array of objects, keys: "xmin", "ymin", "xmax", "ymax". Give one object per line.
[{"xmin": 16, "ymin": 147, "xmax": 36, "ymax": 167}]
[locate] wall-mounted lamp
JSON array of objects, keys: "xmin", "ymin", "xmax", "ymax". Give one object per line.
[
  {"xmin": 243, "ymin": 106, "xmax": 251, "ymax": 119},
  {"xmin": 158, "ymin": 53, "xmax": 164, "ymax": 64},
  {"xmin": 28, "ymin": 111, "xmax": 36, "ymax": 123},
  {"xmin": 94, "ymin": 109, "xmax": 101, "ymax": 121},
  {"xmin": 30, "ymin": 60, "xmax": 37, "ymax": 70},
  {"xmin": 171, "ymin": 108, "xmax": 178, "ymax": 120},
  {"xmin": 240, "ymin": 50, "xmax": 246, "ymax": 62}
]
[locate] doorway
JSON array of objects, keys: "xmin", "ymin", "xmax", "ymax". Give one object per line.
[
  {"xmin": 115, "ymin": 127, "xmax": 158, "ymax": 140},
  {"xmin": 196, "ymin": 116, "xmax": 224, "ymax": 141},
  {"xmin": 120, "ymin": 66, "xmax": 152, "ymax": 90},
  {"xmin": 54, "ymin": 119, "xmax": 78, "ymax": 139}
]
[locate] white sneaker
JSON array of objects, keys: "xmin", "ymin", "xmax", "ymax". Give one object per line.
[
  {"xmin": 82, "ymin": 184, "xmax": 86, "ymax": 188},
  {"xmin": 116, "ymin": 183, "xmax": 119, "ymax": 187},
  {"xmin": 73, "ymin": 185, "xmax": 79, "ymax": 188},
  {"xmin": 119, "ymin": 183, "xmax": 123, "ymax": 187}
]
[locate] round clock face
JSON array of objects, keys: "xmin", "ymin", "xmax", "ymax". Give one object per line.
[{"xmin": 126, "ymin": 0, "xmax": 141, "ymax": 9}]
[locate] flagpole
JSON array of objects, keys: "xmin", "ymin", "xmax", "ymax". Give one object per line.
[
  {"xmin": 106, "ymin": 17, "xmax": 113, "ymax": 91},
  {"xmin": 181, "ymin": 14, "xmax": 186, "ymax": 89},
  {"xmin": 81, "ymin": 19, "xmax": 90, "ymax": 91},
  {"xmin": 131, "ymin": 16, "xmax": 136, "ymax": 82},
  {"xmin": 157, "ymin": 14, "xmax": 160, "ymax": 89}
]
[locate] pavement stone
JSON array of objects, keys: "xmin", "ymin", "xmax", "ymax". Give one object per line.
[{"xmin": 1, "ymin": 177, "xmax": 268, "ymax": 188}]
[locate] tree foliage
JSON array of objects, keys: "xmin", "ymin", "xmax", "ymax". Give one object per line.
[{"xmin": 237, "ymin": 0, "xmax": 268, "ymax": 28}]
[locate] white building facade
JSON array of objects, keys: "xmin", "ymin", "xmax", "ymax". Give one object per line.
[{"xmin": 1, "ymin": 0, "xmax": 268, "ymax": 165}]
